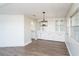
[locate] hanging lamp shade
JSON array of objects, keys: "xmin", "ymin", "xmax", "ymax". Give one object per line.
[{"xmin": 41, "ymin": 12, "xmax": 48, "ymax": 27}]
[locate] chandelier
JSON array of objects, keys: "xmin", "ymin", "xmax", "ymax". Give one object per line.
[{"xmin": 41, "ymin": 12, "xmax": 48, "ymax": 27}]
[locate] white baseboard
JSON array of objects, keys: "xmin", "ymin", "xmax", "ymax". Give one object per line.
[
  {"xmin": 37, "ymin": 38, "xmax": 65, "ymax": 42},
  {"xmin": 24, "ymin": 40, "xmax": 32, "ymax": 46},
  {"xmin": 65, "ymin": 42, "xmax": 72, "ymax": 56},
  {"xmin": 0, "ymin": 40, "xmax": 32, "ymax": 47},
  {"xmin": 0, "ymin": 44, "xmax": 24, "ymax": 47}
]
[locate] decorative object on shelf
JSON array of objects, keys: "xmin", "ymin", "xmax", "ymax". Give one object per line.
[{"xmin": 40, "ymin": 12, "xmax": 48, "ymax": 27}]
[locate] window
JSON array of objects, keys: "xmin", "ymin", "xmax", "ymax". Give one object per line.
[{"xmin": 55, "ymin": 19, "xmax": 65, "ymax": 32}]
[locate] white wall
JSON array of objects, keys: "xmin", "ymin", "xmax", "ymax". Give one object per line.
[
  {"xmin": 0, "ymin": 15, "xmax": 35, "ymax": 47},
  {"xmin": 37, "ymin": 18, "xmax": 65, "ymax": 42},
  {"xmin": 30, "ymin": 18, "xmax": 38, "ymax": 40},
  {"xmin": 66, "ymin": 3, "xmax": 79, "ymax": 56},
  {"xmin": 24, "ymin": 16, "xmax": 34, "ymax": 45},
  {"xmin": 0, "ymin": 15, "xmax": 24, "ymax": 47}
]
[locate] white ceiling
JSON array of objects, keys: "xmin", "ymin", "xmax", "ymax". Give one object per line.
[{"xmin": 0, "ymin": 3, "xmax": 72, "ymax": 19}]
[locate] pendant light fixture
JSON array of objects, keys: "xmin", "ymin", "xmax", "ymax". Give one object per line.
[{"xmin": 41, "ymin": 12, "xmax": 48, "ymax": 27}]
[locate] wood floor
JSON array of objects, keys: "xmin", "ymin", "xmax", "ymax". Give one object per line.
[{"xmin": 0, "ymin": 39, "xmax": 69, "ymax": 56}]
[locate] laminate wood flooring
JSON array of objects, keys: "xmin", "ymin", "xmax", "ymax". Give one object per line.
[{"xmin": 0, "ymin": 39, "xmax": 69, "ymax": 56}]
